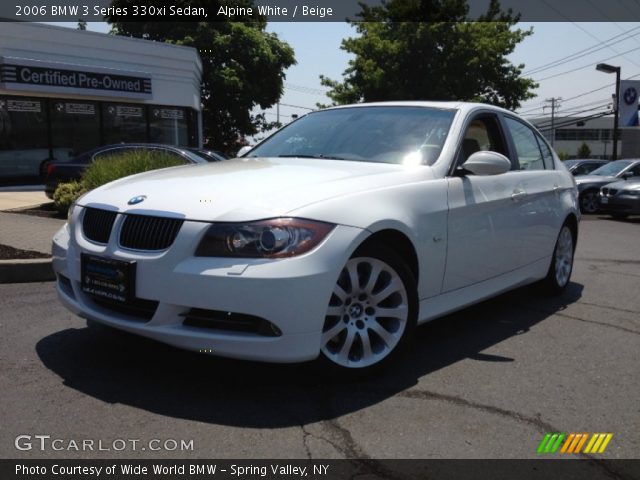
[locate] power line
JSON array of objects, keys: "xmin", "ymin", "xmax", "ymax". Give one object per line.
[
  {"xmin": 533, "ymin": 44, "xmax": 640, "ymax": 82},
  {"xmin": 534, "ymin": 109, "xmax": 613, "ymax": 131},
  {"xmin": 523, "ymin": 26, "xmax": 640, "ymax": 76},
  {"xmin": 534, "ymin": 105, "xmax": 612, "ymax": 128}
]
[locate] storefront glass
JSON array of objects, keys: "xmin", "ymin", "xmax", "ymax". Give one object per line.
[
  {"xmin": 49, "ymin": 100, "xmax": 100, "ymax": 162},
  {"xmin": 149, "ymin": 106, "xmax": 188, "ymax": 145},
  {"xmin": 102, "ymin": 103, "xmax": 148, "ymax": 144},
  {"xmin": 0, "ymin": 96, "xmax": 49, "ymax": 177},
  {"xmin": 0, "ymin": 95, "xmax": 198, "ymax": 179}
]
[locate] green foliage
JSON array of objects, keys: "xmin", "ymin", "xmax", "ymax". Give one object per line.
[
  {"xmin": 53, "ymin": 181, "xmax": 87, "ymax": 215},
  {"xmin": 81, "ymin": 150, "xmax": 185, "ymax": 190},
  {"xmin": 106, "ymin": 2, "xmax": 296, "ymax": 154},
  {"xmin": 52, "ymin": 150, "xmax": 184, "ymax": 214},
  {"xmin": 320, "ymin": 0, "xmax": 537, "ymax": 110},
  {"xmin": 557, "ymin": 150, "xmax": 570, "ymax": 161},
  {"xmin": 576, "ymin": 142, "xmax": 591, "ymax": 159}
]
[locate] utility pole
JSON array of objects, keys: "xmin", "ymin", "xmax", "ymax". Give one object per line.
[{"xmin": 544, "ymin": 97, "xmax": 562, "ymax": 147}]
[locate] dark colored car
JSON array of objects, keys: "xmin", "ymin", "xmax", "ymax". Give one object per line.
[
  {"xmin": 45, "ymin": 143, "xmax": 207, "ymax": 198},
  {"xmin": 574, "ymin": 159, "xmax": 640, "ymax": 213},
  {"xmin": 187, "ymin": 148, "xmax": 229, "ymax": 162},
  {"xmin": 563, "ymin": 159, "xmax": 607, "ymax": 176},
  {"xmin": 599, "ymin": 179, "xmax": 640, "ymax": 218}
]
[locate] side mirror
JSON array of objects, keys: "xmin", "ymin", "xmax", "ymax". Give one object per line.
[
  {"xmin": 622, "ymin": 171, "xmax": 635, "ymax": 179},
  {"xmin": 461, "ymin": 151, "xmax": 512, "ymax": 176},
  {"xmin": 237, "ymin": 145, "xmax": 253, "ymax": 157}
]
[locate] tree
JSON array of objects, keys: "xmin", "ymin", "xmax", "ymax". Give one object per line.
[
  {"xmin": 107, "ymin": 1, "xmax": 295, "ymax": 153},
  {"xmin": 320, "ymin": 0, "xmax": 536, "ymax": 110},
  {"xmin": 576, "ymin": 142, "xmax": 591, "ymax": 158}
]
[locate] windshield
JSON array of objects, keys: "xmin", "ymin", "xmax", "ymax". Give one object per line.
[
  {"xmin": 247, "ymin": 106, "xmax": 456, "ymax": 165},
  {"xmin": 590, "ymin": 160, "xmax": 633, "ymax": 176}
]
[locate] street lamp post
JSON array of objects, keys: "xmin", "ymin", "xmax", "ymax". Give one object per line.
[{"xmin": 596, "ymin": 63, "xmax": 621, "ymax": 161}]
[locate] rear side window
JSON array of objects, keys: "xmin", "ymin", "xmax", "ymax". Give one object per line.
[
  {"xmin": 144, "ymin": 147, "xmax": 190, "ymax": 164},
  {"xmin": 93, "ymin": 148, "xmax": 132, "ymax": 161},
  {"xmin": 535, "ymin": 134, "xmax": 555, "ymax": 169},
  {"xmin": 504, "ymin": 117, "xmax": 545, "ymax": 170}
]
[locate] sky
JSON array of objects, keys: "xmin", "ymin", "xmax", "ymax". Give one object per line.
[{"xmin": 49, "ymin": 21, "xmax": 640, "ymax": 138}]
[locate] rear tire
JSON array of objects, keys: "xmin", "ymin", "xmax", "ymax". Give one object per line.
[
  {"xmin": 317, "ymin": 242, "xmax": 417, "ymax": 376},
  {"xmin": 541, "ymin": 224, "xmax": 575, "ymax": 295}
]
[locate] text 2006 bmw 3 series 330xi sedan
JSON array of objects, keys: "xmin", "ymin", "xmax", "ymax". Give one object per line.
[{"xmin": 52, "ymin": 102, "xmax": 580, "ymax": 374}]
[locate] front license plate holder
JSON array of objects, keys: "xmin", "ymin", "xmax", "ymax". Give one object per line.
[{"xmin": 81, "ymin": 254, "xmax": 136, "ymax": 303}]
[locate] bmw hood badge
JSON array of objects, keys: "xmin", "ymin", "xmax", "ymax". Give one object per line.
[{"xmin": 128, "ymin": 195, "xmax": 147, "ymax": 205}]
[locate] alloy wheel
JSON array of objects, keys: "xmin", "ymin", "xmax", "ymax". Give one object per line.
[
  {"xmin": 554, "ymin": 226, "xmax": 574, "ymax": 288},
  {"xmin": 321, "ymin": 257, "xmax": 409, "ymax": 369},
  {"xmin": 580, "ymin": 191, "xmax": 599, "ymax": 214}
]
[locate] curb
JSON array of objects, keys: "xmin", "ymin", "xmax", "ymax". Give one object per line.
[{"xmin": 0, "ymin": 258, "xmax": 55, "ymax": 284}]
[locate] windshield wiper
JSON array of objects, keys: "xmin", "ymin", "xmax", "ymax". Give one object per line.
[{"xmin": 278, "ymin": 154, "xmax": 347, "ymax": 160}]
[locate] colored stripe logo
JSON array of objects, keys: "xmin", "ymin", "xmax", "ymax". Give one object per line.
[{"xmin": 537, "ymin": 433, "xmax": 613, "ymax": 454}]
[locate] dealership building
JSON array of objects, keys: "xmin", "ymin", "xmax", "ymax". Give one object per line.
[
  {"xmin": 532, "ymin": 115, "xmax": 640, "ymax": 160},
  {"xmin": 0, "ymin": 22, "xmax": 202, "ymax": 179}
]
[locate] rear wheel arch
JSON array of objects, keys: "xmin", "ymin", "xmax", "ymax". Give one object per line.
[{"xmin": 563, "ymin": 213, "xmax": 579, "ymax": 248}]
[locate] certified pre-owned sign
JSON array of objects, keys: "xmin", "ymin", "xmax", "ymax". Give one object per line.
[{"xmin": 0, "ymin": 56, "xmax": 152, "ymax": 99}]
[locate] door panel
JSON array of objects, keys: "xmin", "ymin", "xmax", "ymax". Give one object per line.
[{"xmin": 444, "ymin": 173, "xmax": 524, "ymax": 292}]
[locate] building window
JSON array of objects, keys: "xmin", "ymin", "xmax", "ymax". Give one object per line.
[
  {"xmin": 50, "ymin": 100, "xmax": 100, "ymax": 161},
  {"xmin": 554, "ymin": 128, "xmax": 611, "ymax": 141},
  {"xmin": 0, "ymin": 94, "xmax": 199, "ymax": 179},
  {"xmin": 0, "ymin": 96, "xmax": 49, "ymax": 177},
  {"xmin": 149, "ymin": 107, "xmax": 188, "ymax": 146},
  {"xmin": 102, "ymin": 103, "xmax": 148, "ymax": 144}
]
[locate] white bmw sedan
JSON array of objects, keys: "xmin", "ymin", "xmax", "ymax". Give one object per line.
[{"xmin": 52, "ymin": 102, "xmax": 579, "ymax": 373}]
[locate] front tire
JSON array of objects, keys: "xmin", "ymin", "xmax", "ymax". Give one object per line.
[
  {"xmin": 579, "ymin": 190, "xmax": 599, "ymax": 214},
  {"xmin": 318, "ymin": 243, "xmax": 417, "ymax": 374},
  {"xmin": 542, "ymin": 224, "xmax": 575, "ymax": 294}
]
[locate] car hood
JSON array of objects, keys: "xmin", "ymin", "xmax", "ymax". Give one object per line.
[
  {"xmin": 604, "ymin": 179, "xmax": 640, "ymax": 191},
  {"xmin": 78, "ymin": 157, "xmax": 434, "ymax": 222},
  {"xmin": 575, "ymin": 175, "xmax": 617, "ymax": 185}
]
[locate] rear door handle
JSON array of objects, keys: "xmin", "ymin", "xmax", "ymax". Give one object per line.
[{"xmin": 511, "ymin": 189, "xmax": 527, "ymax": 201}]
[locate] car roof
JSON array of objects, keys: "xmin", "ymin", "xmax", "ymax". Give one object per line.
[{"xmin": 321, "ymin": 101, "xmax": 514, "ymax": 116}]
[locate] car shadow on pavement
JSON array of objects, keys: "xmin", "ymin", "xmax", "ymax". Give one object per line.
[{"xmin": 36, "ymin": 282, "xmax": 583, "ymax": 428}]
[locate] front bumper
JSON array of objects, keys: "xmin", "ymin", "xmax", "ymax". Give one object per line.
[
  {"xmin": 52, "ymin": 211, "xmax": 368, "ymax": 363},
  {"xmin": 598, "ymin": 193, "xmax": 640, "ymax": 215}
]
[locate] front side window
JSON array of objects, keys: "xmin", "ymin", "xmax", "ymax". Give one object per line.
[
  {"xmin": 504, "ymin": 117, "xmax": 545, "ymax": 170},
  {"xmin": 459, "ymin": 115, "xmax": 507, "ymax": 164},
  {"xmin": 248, "ymin": 106, "xmax": 456, "ymax": 166}
]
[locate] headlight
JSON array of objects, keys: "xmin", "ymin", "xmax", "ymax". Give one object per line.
[
  {"xmin": 195, "ymin": 218, "xmax": 335, "ymax": 258},
  {"xmin": 622, "ymin": 190, "xmax": 640, "ymax": 196}
]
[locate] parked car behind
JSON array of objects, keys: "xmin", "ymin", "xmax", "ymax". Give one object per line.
[
  {"xmin": 563, "ymin": 159, "xmax": 607, "ymax": 176},
  {"xmin": 599, "ymin": 178, "xmax": 640, "ymax": 219},
  {"xmin": 52, "ymin": 101, "xmax": 580, "ymax": 374},
  {"xmin": 574, "ymin": 159, "xmax": 640, "ymax": 213},
  {"xmin": 188, "ymin": 148, "xmax": 229, "ymax": 162},
  {"xmin": 45, "ymin": 143, "xmax": 207, "ymax": 198}
]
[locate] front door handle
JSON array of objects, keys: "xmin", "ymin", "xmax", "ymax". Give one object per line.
[{"xmin": 511, "ymin": 189, "xmax": 527, "ymax": 201}]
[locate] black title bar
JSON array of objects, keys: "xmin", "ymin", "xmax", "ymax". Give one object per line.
[{"xmin": 3, "ymin": 0, "xmax": 640, "ymax": 22}]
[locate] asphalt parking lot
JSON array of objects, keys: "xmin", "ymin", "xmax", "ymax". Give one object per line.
[{"xmin": 1, "ymin": 216, "xmax": 638, "ymax": 465}]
